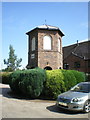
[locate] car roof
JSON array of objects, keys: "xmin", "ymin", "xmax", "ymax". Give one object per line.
[{"xmin": 79, "ymin": 82, "xmax": 90, "ymax": 85}]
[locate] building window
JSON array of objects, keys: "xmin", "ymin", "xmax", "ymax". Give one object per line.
[
  {"xmin": 58, "ymin": 39, "xmax": 60, "ymax": 52},
  {"xmin": 43, "ymin": 35, "xmax": 51, "ymax": 50},
  {"xmin": 64, "ymin": 63, "xmax": 69, "ymax": 69},
  {"xmin": 32, "ymin": 37, "xmax": 35, "ymax": 51},
  {"xmin": 31, "ymin": 54, "xmax": 35, "ymax": 59},
  {"xmin": 74, "ymin": 61, "xmax": 80, "ymax": 68}
]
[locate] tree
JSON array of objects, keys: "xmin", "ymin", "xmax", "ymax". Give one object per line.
[{"xmin": 4, "ymin": 45, "xmax": 22, "ymax": 71}]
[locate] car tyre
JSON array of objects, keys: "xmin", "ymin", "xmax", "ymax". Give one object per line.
[{"xmin": 83, "ymin": 100, "xmax": 90, "ymax": 113}]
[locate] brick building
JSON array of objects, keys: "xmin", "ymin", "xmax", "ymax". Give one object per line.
[
  {"xmin": 63, "ymin": 41, "xmax": 90, "ymax": 73},
  {"xmin": 26, "ymin": 25, "xmax": 64, "ymax": 70}
]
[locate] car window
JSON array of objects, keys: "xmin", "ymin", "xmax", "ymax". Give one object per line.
[{"xmin": 71, "ymin": 83, "xmax": 90, "ymax": 93}]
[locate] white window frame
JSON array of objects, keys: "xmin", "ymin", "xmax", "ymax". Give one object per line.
[
  {"xmin": 43, "ymin": 35, "xmax": 51, "ymax": 50},
  {"xmin": 58, "ymin": 38, "xmax": 60, "ymax": 52},
  {"xmin": 32, "ymin": 37, "xmax": 35, "ymax": 51},
  {"xmin": 31, "ymin": 54, "xmax": 35, "ymax": 59}
]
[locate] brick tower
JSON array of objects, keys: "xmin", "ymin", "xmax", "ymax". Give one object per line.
[{"xmin": 26, "ymin": 25, "xmax": 64, "ymax": 70}]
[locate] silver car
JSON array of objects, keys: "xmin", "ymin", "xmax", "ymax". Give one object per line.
[{"xmin": 56, "ymin": 82, "xmax": 90, "ymax": 113}]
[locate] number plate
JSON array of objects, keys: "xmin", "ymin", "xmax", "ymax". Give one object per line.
[{"xmin": 59, "ymin": 102, "xmax": 67, "ymax": 106}]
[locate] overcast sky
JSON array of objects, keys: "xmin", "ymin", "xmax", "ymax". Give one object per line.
[{"xmin": 1, "ymin": 2, "xmax": 88, "ymax": 69}]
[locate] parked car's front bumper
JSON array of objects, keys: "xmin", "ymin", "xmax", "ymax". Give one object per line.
[{"xmin": 56, "ymin": 101, "xmax": 84, "ymax": 111}]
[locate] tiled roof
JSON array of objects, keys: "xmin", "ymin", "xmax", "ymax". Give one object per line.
[{"xmin": 63, "ymin": 41, "xmax": 90, "ymax": 60}]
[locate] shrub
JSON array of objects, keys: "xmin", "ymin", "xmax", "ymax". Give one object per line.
[
  {"xmin": 71, "ymin": 70, "xmax": 85, "ymax": 83},
  {"xmin": 43, "ymin": 69, "xmax": 86, "ymax": 99},
  {"xmin": 19, "ymin": 68, "xmax": 46, "ymax": 98},
  {"xmin": 61, "ymin": 69, "xmax": 77, "ymax": 91},
  {"xmin": 9, "ymin": 68, "xmax": 86, "ymax": 99},
  {"xmin": 9, "ymin": 68, "xmax": 46, "ymax": 98},
  {"xmin": 0, "ymin": 72, "xmax": 12, "ymax": 84},
  {"xmin": 44, "ymin": 69, "xmax": 66, "ymax": 99},
  {"xmin": 9, "ymin": 70, "xmax": 22, "ymax": 93},
  {"xmin": 62, "ymin": 70, "xmax": 85, "ymax": 91}
]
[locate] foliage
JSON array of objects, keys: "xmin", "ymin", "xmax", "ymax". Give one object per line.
[
  {"xmin": 61, "ymin": 70, "xmax": 77, "ymax": 91},
  {"xmin": 9, "ymin": 70, "xmax": 22, "ymax": 93},
  {"xmin": 71, "ymin": 70, "xmax": 85, "ymax": 83},
  {"xmin": 9, "ymin": 68, "xmax": 86, "ymax": 99},
  {"xmin": 0, "ymin": 72, "xmax": 12, "ymax": 84},
  {"xmin": 43, "ymin": 69, "xmax": 86, "ymax": 99},
  {"xmin": 9, "ymin": 68, "xmax": 46, "ymax": 98},
  {"xmin": 43, "ymin": 69, "xmax": 66, "ymax": 99},
  {"xmin": 4, "ymin": 45, "xmax": 22, "ymax": 72}
]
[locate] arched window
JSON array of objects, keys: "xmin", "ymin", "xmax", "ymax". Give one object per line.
[
  {"xmin": 58, "ymin": 38, "xmax": 60, "ymax": 52},
  {"xmin": 32, "ymin": 37, "xmax": 35, "ymax": 51},
  {"xmin": 43, "ymin": 36, "xmax": 51, "ymax": 50}
]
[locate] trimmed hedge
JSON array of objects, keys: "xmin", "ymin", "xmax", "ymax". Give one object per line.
[
  {"xmin": 19, "ymin": 68, "xmax": 46, "ymax": 98},
  {"xmin": 61, "ymin": 70, "xmax": 85, "ymax": 91},
  {"xmin": 71, "ymin": 70, "xmax": 86, "ymax": 83},
  {"xmin": 9, "ymin": 70, "xmax": 23, "ymax": 93},
  {"xmin": 43, "ymin": 69, "xmax": 85, "ymax": 99},
  {"xmin": 43, "ymin": 69, "xmax": 66, "ymax": 99},
  {"xmin": 9, "ymin": 68, "xmax": 86, "ymax": 99},
  {"xmin": 9, "ymin": 68, "xmax": 46, "ymax": 98},
  {"xmin": 0, "ymin": 72, "xmax": 12, "ymax": 84},
  {"xmin": 61, "ymin": 70, "xmax": 77, "ymax": 91}
]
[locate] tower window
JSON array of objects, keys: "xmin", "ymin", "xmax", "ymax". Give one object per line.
[
  {"xmin": 32, "ymin": 37, "xmax": 35, "ymax": 51},
  {"xmin": 58, "ymin": 39, "xmax": 60, "ymax": 52},
  {"xmin": 43, "ymin": 35, "xmax": 51, "ymax": 50}
]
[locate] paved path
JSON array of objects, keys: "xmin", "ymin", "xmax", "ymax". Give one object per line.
[{"xmin": 0, "ymin": 83, "xmax": 89, "ymax": 119}]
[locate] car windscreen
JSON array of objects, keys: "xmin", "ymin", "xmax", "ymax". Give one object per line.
[{"xmin": 71, "ymin": 83, "xmax": 90, "ymax": 93}]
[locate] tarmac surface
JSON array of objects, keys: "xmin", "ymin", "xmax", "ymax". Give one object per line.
[{"xmin": 0, "ymin": 83, "xmax": 89, "ymax": 119}]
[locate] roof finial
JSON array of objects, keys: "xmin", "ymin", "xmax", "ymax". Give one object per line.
[
  {"xmin": 77, "ymin": 40, "xmax": 79, "ymax": 46},
  {"xmin": 45, "ymin": 19, "xmax": 47, "ymax": 25}
]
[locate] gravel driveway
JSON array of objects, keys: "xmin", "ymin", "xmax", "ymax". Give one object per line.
[{"xmin": 0, "ymin": 83, "xmax": 89, "ymax": 119}]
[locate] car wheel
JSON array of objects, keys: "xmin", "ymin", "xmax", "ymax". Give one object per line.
[{"xmin": 83, "ymin": 100, "xmax": 90, "ymax": 113}]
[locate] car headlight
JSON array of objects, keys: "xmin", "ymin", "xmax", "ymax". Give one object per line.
[{"xmin": 71, "ymin": 98, "xmax": 82, "ymax": 102}]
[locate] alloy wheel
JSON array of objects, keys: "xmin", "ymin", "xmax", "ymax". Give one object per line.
[{"xmin": 84, "ymin": 101, "xmax": 90, "ymax": 113}]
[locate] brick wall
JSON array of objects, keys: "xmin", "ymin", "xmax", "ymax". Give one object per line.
[
  {"xmin": 64, "ymin": 54, "xmax": 90, "ymax": 73},
  {"xmin": 38, "ymin": 29, "xmax": 63, "ymax": 69},
  {"xmin": 27, "ymin": 29, "xmax": 63, "ymax": 69}
]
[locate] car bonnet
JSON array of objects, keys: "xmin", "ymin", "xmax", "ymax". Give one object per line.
[{"xmin": 58, "ymin": 91, "xmax": 88, "ymax": 100}]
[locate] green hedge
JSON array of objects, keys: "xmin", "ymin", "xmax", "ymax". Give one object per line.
[
  {"xmin": 9, "ymin": 68, "xmax": 86, "ymax": 99},
  {"xmin": 61, "ymin": 70, "xmax": 85, "ymax": 91},
  {"xmin": 0, "ymin": 72, "xmax": 12, "ymax": 84},
  {"xmin": 9, "ymin": 68, "xmax": 46, "ymax": 98},
  {"xmin": 71, "ymin": 70, "xmax": 86, "ymax": 83},
  {"xmin": 61, "ymin": 70, "xmax": 77, "ymax": 91},
  {"xmin": 9, "ymin": 70, "xmax": 23, "ymax": 93},
  {"xmin": 43, "ymin": 69, "xmax": 85, "ymax": 99},
  {"xmin": 43, "ymin": 69, "xmax": 66, "ymax": 99}
]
